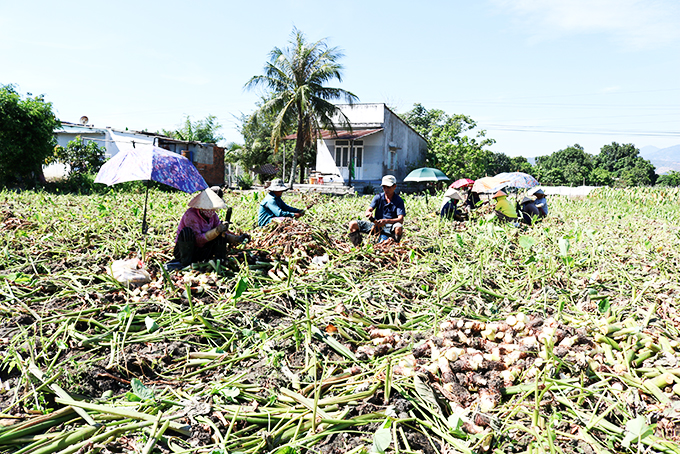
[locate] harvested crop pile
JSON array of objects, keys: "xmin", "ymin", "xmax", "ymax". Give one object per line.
[
  {"xmin": 249, "ymin": 219, "xmax": 347, "ymax": 259},
  {"xmin": 247, "ymin": 219, "xmax": 419, "ymax": 274}
]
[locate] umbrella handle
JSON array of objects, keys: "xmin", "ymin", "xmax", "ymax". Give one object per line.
[{"xmin": 142, "ymin": 181, "xmax": 149, "ymax": 235}]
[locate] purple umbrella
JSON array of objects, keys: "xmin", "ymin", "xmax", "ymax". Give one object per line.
[{"xmin": 95, "ymin": 146, "xmax": 208, "ymax": 233}]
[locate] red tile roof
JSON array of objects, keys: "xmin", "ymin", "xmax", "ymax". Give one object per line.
[{"xmin": 284, "ymin": 128, "xmax": 383, "ymax": 141}]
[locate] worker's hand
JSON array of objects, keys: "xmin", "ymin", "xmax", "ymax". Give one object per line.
[
  {"xmin": 216, "ymin": 223, "xmax": 228, "ymax": 234},
  {"xmin": 374, "ymin": 219, "xmax": 386, "ymax": 229},
  {"xmin": 294, "ymin": 212, "xmax": 303, "ymax": 219},
  {"xmin": 238, "ymin": 233, "xmax": 250, "ymax": 243},
  {"xmin": 365, "ymin": 210, "xmax": 373, "ymax": 219}
]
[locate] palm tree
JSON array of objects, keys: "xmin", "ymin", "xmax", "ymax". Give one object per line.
[{"xmin": 245, "ymin": 28, "xmax": 358, "ymax": 186}]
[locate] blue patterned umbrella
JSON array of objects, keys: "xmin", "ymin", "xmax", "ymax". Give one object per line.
[
  {"xmin": 95, "ymin": 146, "xmax": 208, "ymax": 193},
  {"xmin": 491, "ymin": 172, "xmax": 539, "ymax": 193},
  {"xmin": 95, "ymin": 146, "xmax": 208, "ymax": 233}
]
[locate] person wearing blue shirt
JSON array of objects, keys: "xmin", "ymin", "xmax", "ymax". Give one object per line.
[
  {"xmin": 258, "ymin": 179, "xmax": 305, "ymax": 227},
  {"xmin": 529, "ymin": 187, "xmax": 548, "ymax": 217},
  {"xmin": 348, "ymin": 175, "xmax": 405, "ymax": 245}
]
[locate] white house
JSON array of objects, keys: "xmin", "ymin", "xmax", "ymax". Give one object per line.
[
  {"xmin": 50, "ymin": 121, "xmax": 226, "ymax": 186},
  {"xmin": 314, "ymin": 103, "xmax": 427, "ymax": 187}
]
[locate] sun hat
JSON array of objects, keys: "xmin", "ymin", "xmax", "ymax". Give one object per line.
[
  {"xmin": 268, "ymin": 178, "xmax": 289, "ymax": 192},
  {"xmin": 210, "ymin": 185, "xmax": 224, "ymax": 198},
  {"xmin": 521, "ymin": 196, "xmax": 534, "ymax": 205},
  {"xmin": 492, "ymin": 190, "xmax": 507, "ymax": 199},
  {"xmin": 381, "ymin": 175, "xmax": 397, "ymax": 187},
  {"xmin": 188, "ymin": 188, "xmax": 227, "ymax": 210},
  {"xmin": 444, "ymin": 187, "xmax": 464, "ymax": 201},
  {"xmin": 528, "ymin": 187, "xmax": 544, "ymax": 196}
]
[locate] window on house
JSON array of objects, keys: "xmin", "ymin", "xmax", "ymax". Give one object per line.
[
  {"xmin": 353, "ymin": 141, "xmax": 363, "ymax": 168},
  {"xmin": 335, "ymin": 140, "xmax": 349, "ymax": 167}
]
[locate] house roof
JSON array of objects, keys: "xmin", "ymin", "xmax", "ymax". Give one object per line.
[
  {"xmin": 55, "ymin": 124, "xmax": 106, "ymax": 134},
  {"xmin": 284, "ymin": 128, "xmax": 383, "ymax": 141}
]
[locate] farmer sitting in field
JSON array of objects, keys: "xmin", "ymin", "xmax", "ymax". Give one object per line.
[
  {"xmin": 170, "ymin": 188, "xmax": 247, "ymax": 268},
  {"xmin": 519, "ymin": 196, "xmax": 540, "ymax": 225},
  {"xmin": 529, "ymin": 187, "xmax": 548, "ymax": 217},
  {"xmin": 492, "ymin": 190, "xmax": 519, "ymax": 223},
  {"xmin": 348, "ymin": 175, "xmax": 405, "ymax": 246},
  {"xmin": 258, "ymin": 179, "xmax": 305, "ymax": 227},
  {"xmin": 440, "ymin": 187, "xmax": 464, "ymax": 220}
]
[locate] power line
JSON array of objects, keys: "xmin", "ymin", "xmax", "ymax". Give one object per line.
[{"xmin": 484, "ymin": 125, "xmax": 680, "ymax": 137}]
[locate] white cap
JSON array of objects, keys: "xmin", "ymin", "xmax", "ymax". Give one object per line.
[{"xmin": 381, "ymin": 175, "xmax": 397, "ymax": 187}]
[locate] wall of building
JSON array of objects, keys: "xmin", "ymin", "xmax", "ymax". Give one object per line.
[
  {"xmin": 313, "ymin": 104, "xmax": 427, "ymax": 188},
  {"xmin": 192, "ymin": 146, "xmax": 225, "ymax": 187},
  {"xmin": 382, "ymin": 108, "xmax": 427, "ymax": 181},
  {"xmin": 334, "ymin": 103, "xmax": 385, "ymax": 126}
]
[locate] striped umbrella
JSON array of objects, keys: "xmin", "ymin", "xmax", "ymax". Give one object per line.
[{"xmin": 490, "ymin": 172, "xmax": 539, "ymax": 193}]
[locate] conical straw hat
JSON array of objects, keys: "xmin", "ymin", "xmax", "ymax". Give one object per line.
[{"xmin": 188, "ymin": 188, "xmax": 226, "ymax": 210}]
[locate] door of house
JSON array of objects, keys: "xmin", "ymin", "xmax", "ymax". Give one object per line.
[{"xmin": 334, "ymin": 140, "xmax": 363, "ymax": 182}]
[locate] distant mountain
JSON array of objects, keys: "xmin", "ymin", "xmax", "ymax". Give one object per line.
[{"xmin": 640, "ymin": 145, "xmax": 680, "ymax": 174}]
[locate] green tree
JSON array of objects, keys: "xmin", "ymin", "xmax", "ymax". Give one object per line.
[
  {"xmin": 0, "ymin": 84, "xmax": 60, "ymax": 186},
  {"xmin": 47, "ymin": 136, "xmax": 106, "ymax": 177},
  {"xmin": 509, "ymin": 156, "xmax": 534, "ymax": 175},
  {"xmin": 594, "ymin": 142, "xmax": 657, "ymax": 186},
  {"xmin": 487, "ymin": 152, "xmax": 512, "ymax": 175},
  {"xmin": 162, "ymin": 114, "xmax": 223, "ymax": 143},
  {"xmin": 589, "ymin": 167, "xmax": 614, "ymax": 186},
  {"xmin": 535, "ymin": 144, "xmax": 593, "ymax": 186},
  {"xmin": 401, "ymin": 104, "xmax": 495, "ymax": 180},
  {"xmin": 657, "ymin": 170, "xmax": 680, "ymax": 187},
  {"xmin": 245, "ymin": 28, "xmax": 358, "ymax": 186}
]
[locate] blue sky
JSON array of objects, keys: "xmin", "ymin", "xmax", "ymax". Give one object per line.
[{"xmin": 2, "ymin": 0, "xmax": 679, "ymax": 158}]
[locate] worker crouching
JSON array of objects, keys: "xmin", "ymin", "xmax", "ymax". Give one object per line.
[{"xmin": 171, "ymin": 188, "xmax": 248, "ymax": 268}]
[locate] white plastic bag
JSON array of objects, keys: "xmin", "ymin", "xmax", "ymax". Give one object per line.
[{"xmin": 109, "ymin": 258, "xmax": 151, "ymax": 287}]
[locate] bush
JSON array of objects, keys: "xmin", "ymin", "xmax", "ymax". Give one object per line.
[
  {"xmin": 362, "ymin": 184, "xmax": 375, "ymax": 195},
  {"xmin": 237, "ymin": 174, "xmax": 254, "ymax": 190},
  {"xmin": 47, "ymin": 136, "xmax": 106, "ymax": 177},
  {"xmin": 0, "ymin": 84, "xmax": 60, "ymax": 186}
]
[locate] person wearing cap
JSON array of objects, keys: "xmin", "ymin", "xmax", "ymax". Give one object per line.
[
  {"xmin": 257, "ymin": 178, "xmax": 305, "ymax": 227},
  {"xmin": 492, "ymin": 190, "xmax": 519, "ymax": 222},
  {"xmin": 171, "ymin": 188, "xmax": 246, "ymax": 268},
  {"xmin": 348, "ymin": 175, "xmax": 405, "ymax": 245},
  {"xmin": 519, "ymin": 196, "xmax": 540, "ymax": 225},
  {"xmin": 529, "ymin": 187, "xmax": 548, "ymax": 217}
]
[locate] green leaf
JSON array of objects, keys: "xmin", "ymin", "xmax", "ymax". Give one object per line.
[
  {"xmin": 446, "ymin": 414, "xmax": 467, "ymax": 437},
  {"xmin": 371, "ymin": 420, "xmax": 392, "ymax": 453},
  {"xmin": 272, "ymin": 447, "xmax": 297, "ymax": 454},
  {"xmin": 234, "ymin": 277, "xmax": 248, "ymax": 300},
  {"xmin": 144, "ymin": 316, "xmax": 159, "ymax": 333},
  {"xmin": 311, "ymin": 326, "xmax": 357, "ymax": 361},
  {"xmin": 455, "ymin": 233, "xmax": 464, "ymax": 247},
  {"xmin": 558, "ymin": 237, "xmax": 570, "ymax": 256},
  {"xmin": 125, "ymin": 391, "xmax": 141, "ymax": 402},
  {"xmin": 622, "ymin": 415, "xmax": 654, "ymax": 448},
  {"xmin": 414, "ymin": 374, "xmax": 440, "ymax": 413},
  {"xmin": 131, "ymin": 377, "xmax": 154, "ymax": 401},
  {"xmin": 597, "ymin": 297, "xmax": 610, "ymax": 314},
  {"xmin": 518, "ymin": 235, "xmax": 536, "ymax": 250}
]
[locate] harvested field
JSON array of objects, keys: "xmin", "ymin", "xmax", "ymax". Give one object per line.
[{"xmin": 2, "ymin": 186, "xmax": 680, "ymax": 453}]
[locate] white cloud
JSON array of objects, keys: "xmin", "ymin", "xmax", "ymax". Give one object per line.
[{"xmin": 491, "ymin": 0, "xmax": 680, "ymax": 49}]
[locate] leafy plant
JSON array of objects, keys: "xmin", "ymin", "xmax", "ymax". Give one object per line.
[
  {"xmin": 48, "ymin": 136, "xmax": 106, "ymax": 177},
  {"xmin": 237, "ymin": 174, "xmax": 254, "ymax": 189}
]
